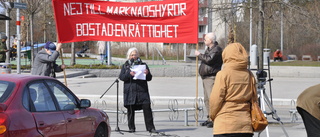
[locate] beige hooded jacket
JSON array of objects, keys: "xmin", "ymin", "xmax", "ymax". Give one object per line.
[
  {"xmin": 297, "ymin": 83, "xmax": 320, "ymax": 120},
  {"xmin": 209, "ymin": 43, "xmax": 257, "ymax": 135}
]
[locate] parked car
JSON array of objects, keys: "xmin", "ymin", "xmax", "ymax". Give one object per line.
[{"xmin": 0, "ymin": 74, "xmax": 110, "ymax": 137}]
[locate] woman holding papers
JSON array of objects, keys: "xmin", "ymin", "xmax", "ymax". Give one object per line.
[{"xmin": 118, "ymin": 47, "xmax": 156, "ymax": 133}]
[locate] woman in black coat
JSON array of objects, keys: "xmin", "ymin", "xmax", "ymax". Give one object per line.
[{"xmin": 118, "ymin": 47, "xmax": 156, "ymax": 133}]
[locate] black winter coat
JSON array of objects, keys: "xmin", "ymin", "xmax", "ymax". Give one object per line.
[
  {"xmin": 198, "ymin": 44, "xmax": 223, "ymax": 79},
  {"xmin": 118, "ymin": 59, "xmax": 152, "ymax": 109}
]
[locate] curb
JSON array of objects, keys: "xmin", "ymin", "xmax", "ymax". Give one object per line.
[
  {"xmin": 77, "ymin": 94, "xmax": 296, "ymax": 108},
  {"xmin": 55, "ymin": 65, "xmax": 320, "ymax": 78}
]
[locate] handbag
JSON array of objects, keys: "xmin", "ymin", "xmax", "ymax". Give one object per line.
[{"xmin": 249, "ymin": 71, "xmax": 268, "ymax": 132}]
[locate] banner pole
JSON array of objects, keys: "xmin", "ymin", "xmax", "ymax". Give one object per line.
[
  {"xmin": 59, "ymin": 47, "xmax": 68, "ymax": 87},
  {"xmin": 195, "ymin": 43, "xmax": 199, "ymax": 126},
  {"xmin": 53, "ymin": 0, "xmax": 67, "ymax": 86},
  {"xmin": 56, "ymin": 36, "xmax": 67, "ymax": 86}
]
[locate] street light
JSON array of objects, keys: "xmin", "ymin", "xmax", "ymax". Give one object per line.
[
  {"xmin": 280, "ymin": 0, "xmax": 289, "ymax": 55},
  {"xmin": 280, "ymin": 1, "xmax": 283, "ymax": 54}
]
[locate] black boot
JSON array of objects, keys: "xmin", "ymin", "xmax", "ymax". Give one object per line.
[
  {"xmin": 200, "ymin": 120, "xmax": 210, "ymax": 126},
  {"xmin": 206, "ymin": 121, "xmax": 213, "ymax": 128}
]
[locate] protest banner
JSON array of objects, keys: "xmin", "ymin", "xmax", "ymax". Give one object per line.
[{"xmin": 52, "ymin": 0, "xmax": 198, "ymax": 43}]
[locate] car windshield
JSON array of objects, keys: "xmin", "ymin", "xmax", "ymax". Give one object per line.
[{"xmin": 0, "ymin": 81, "xmax": 15, "ymax": 103}]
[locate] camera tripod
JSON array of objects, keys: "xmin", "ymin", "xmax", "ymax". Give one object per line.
[
  {"xmin": 253, "ymin": 56, "xmax": 289, "ymax": 137},
  {"xmin": 100, "ymin": 78, "xmax": 124, "ymax": 135},
  {"xmin": 256, "ymin": 77, "xmax": 289, "ymax": 137}
]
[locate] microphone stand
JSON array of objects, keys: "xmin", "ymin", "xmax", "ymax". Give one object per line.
[{"xmin": 100, "ymin": 78, "xmax": 124, "ymax": 135}]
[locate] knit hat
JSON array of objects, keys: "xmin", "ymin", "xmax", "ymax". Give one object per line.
[
  {"xmin": 44, "ymin": 41, "xmax": 56, "ymax": 53},
  {"xmin": 1, "ymin": 35, "xmax": 7, "ymax": 40}
]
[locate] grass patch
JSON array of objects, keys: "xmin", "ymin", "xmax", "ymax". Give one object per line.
[
  {"xmin": 61, "ymin": 57, "xmax": 96, "ymax": 59},
  {"xmin": 66, "ymin": 64, "xmax": 120, "ymax": 69},
  {"xmin": 112, "ymin": 55, "xmax": 184, "ymax": 60},
  {"xmin": 10, "ymin": 64, "xmax": 120, "ymax": 69},
  {"xmin": 270, "ymin": 61, "xmax": 320, "ymax": 67},
  {"xmin": 11, "ymin": 65, "xmax": 32, "ymax": 70}
]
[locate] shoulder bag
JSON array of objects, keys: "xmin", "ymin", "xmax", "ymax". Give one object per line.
[{"xmin": 249, "ymin": 71, "xmax": 268, "ymax": 132}]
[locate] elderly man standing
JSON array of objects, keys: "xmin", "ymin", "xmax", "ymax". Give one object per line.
[
  {"xmin": 0, "ymin": 35, "xmax": 9, "ymax": 63},
  {"xmin": 195, "ymin": 32, "xmax": 223, "ymax": 128}
]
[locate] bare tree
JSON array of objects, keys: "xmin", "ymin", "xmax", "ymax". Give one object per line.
[
  {"xmin": 209, "ymin": 0, "xmax": 320, "ymax": 60},
  {"xmin": 272, "ymin": 0, "xmax": 320, "ymax": 59},
  {"xmin": 21, "ymin": 0, "xmax": 42, "ymax": 66},
  {"xmin": 209, "ymin": 0, "xmax": 251, "ymax": 47},
  {"xmin": 3, "ymin": 0, "xmax": 319, "ymax": 61}
]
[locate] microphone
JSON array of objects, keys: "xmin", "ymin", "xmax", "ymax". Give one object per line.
[{"xmin": 130, "ymin": 58, "xmax": 134, "ymax": 66}]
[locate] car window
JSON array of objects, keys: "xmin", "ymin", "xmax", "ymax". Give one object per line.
[
  {"xmin": 0, "ymin": 81, "xmax": 15, "ymax": 103},
  {"xmin": 45, "ymin": 80, "xmax": 78, "ymax": 111},
  {"xmin": 22, "ymin": 88, "xmax": 32, "ymax": 111},
  {"xmin": 23, "ymin": 82, "xmax": 57, "ymax": 112}
]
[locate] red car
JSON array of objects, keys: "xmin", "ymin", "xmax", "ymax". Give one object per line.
[{"xmin": 0, "ymin": 74, "xmax": 110, "ymax": 137}]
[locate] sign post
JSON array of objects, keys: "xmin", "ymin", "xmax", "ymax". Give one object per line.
[
  {"xmin": 16, "ymin": 0, "xmax": 21, "ymax": 74},
  {"xmin": 9, "ymin": 2, "xmax": 27, "ymax": 9},
  {"xmin": 12, "ymin": 1, "xmax": 27, "ymax": 74}
]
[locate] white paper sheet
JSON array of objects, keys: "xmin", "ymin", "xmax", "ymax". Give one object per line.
[{"xmin": 130, "ymin": 65, "xmax": 146, "ymax": 80}]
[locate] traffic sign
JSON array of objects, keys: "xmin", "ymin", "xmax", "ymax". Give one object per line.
[{"xmin": 12, "ymin": 2, "xmax": 27, "ymax": 9}]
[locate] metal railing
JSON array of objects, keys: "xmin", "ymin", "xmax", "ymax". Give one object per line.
[{"xmin": 100, "ymin": 99, "xmax": 204, "ymax": 126}]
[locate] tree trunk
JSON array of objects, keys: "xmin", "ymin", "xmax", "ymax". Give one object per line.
[{"xmin": 145, "ymin": 43, "xmax": 149, "ymax": 59}]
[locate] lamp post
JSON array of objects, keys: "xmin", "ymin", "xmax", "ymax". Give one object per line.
[
  {"xmin": 258, "ymin": 0, "xmax": 264, "ymax": 70},
  {"xmin": 250, "ymin": 0, "xmax": 252, "ymax": 48},
  {"xmin": 280, "ymin": 1, "xmax": 283, "ymax": 54},
  {"xmin": 280, "ymin": 0, "xmax": 289, "ymax": 54},
  {"xmin": 16, "ymin": 0, "xmax": 21, "ymax": 74}
]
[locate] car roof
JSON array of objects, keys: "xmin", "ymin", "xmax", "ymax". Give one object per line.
[{"xmin": 0, "ymin": 74, "xmax": 55, "ymax": 83}]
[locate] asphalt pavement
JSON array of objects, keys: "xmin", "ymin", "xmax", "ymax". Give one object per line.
[
  {"xmin": 58, "ymin": 76, "xmax": 320, "ymax": 137},
  {"xmin": 10, "ymin": 58, "xmax": 320, "ymax": 137}
]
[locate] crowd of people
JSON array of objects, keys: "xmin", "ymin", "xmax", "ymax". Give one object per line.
[
  {"xmin": 0, "ymin": 35, "xmax": 32, "ymax": 63},
  {"xmin": 0, "ymin": 31, "xmax": 317, "ymax": 137},
  {"xmin": 113, "ymin": 32, "xmax": 317, "ymax": 137},
  {"xmin": 195, "ymin": 33, "xmax": 258, "ymax": 137}
]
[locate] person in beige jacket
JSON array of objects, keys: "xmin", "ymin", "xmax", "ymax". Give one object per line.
[
  {"xmin": 209, "ymin": 43, "xmax": 256, "ymax": 137},
  {"xmin": 296, "ymin": 84, "xmax": 320, "ymax": 137}
]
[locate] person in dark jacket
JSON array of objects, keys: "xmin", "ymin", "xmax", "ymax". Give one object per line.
[
  {"xmin": 195, "ymin": 32, "xmax": 223, "ymax": 127},
  {"xmin": 0, "ymin": 35, "xmax": 9, "ymax": 63},
  {"xmin": 31, "ymin": 42, "xmax": 65, "ymax": 78},
  {"xmin": 118, "ymin": 47, "xmax": 156, "ymax": 133}
]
